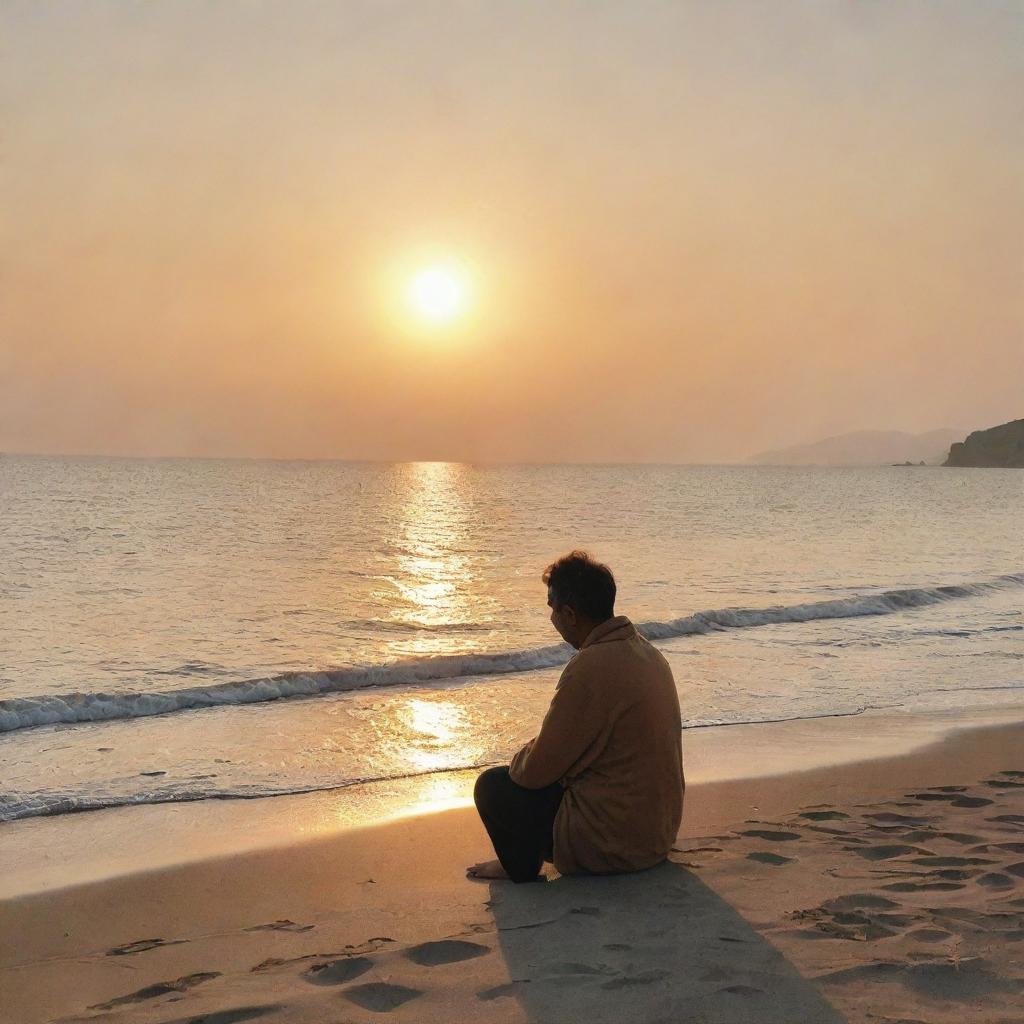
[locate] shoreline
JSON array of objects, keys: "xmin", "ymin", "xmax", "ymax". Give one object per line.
[
  {"xmin": 2, "ymin": 703, "xmax": 1024, "ymax": 903},
  {"xmin": 2, "ymin": 712, "xmax": 1024, "ymax": 1024}
]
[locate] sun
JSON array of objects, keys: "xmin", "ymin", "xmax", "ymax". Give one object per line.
[{"xmin": 407, "ymin": 265, "xmax": 468, "ymax": 325}]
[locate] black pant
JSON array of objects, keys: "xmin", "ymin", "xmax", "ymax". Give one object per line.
[{"xmin": 474, "ymin": 766, "xmax": 564, "ymax": 883}]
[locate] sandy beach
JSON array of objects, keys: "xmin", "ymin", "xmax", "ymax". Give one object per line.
[
  {"xmin": 6, "ymin": 1, "xmax": 1022, "ymax": 1020},
  {"xmin": 3, "ymin": 708, "xmax": 1023, "ymax": 1024}
]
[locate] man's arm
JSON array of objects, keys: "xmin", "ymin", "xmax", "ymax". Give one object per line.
[{"xmin": 508, "ymin": 659, "xmax": 604, "ymax": 789}]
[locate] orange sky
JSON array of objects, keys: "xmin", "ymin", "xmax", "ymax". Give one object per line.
[{"xmin": 2, "ymin": 1, "xmax": 1022, "ymax": 463}]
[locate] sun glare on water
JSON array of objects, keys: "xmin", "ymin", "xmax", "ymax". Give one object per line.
[{"xmin": 407, "ymin": 265, "xmax": 469, "ymax": 325}]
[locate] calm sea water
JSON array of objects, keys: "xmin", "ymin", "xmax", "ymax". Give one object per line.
[{"xmin": 1, "ymin": 455, "xmax": 1022, "ymax": 822}]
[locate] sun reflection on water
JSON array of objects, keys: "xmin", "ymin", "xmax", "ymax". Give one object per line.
[
  {"xmin": 375, "ymin": 461, "xmax": 500, "ymax": 656},
  {"xmin": 388, "ymin": 695, "xmax": 481, "ymax": 816},
  {"xmin": 401, "ymin": 696, "xmax": 471, "ymax": 772},
  {"xmin": 403, "ymin": 773, "xmax": 475, "ymax": 817}
]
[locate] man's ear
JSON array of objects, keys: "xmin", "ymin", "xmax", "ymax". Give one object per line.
[{"xmin": 562, "ymin": 605, "xmax": 578, "ymax": 625}]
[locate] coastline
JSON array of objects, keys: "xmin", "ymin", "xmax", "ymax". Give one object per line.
[
  {"xmin": 2, "ymin": 705, "xmax": 1023, "ymax": 1023},
  {"xmin": 3, "ymin": 703, "xmax": 1022, "ymax": 900}
]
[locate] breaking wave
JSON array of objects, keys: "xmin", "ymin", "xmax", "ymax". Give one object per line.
[{"xmin": 2, "ymin": 573, "xmax": 1021, "ymax": 736}]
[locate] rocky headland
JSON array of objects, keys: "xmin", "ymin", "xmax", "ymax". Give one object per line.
[{"xmin": 944, "ymin": 418, "xmax": 1024, "ymax": 468}]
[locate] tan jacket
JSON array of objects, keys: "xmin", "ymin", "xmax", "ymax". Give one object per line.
[{"xmin": 509, "ymin": 616, "xmax": 684, "ymax": 875}]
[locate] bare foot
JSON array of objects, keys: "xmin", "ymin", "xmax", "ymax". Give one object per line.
[{"xmin": 466, "ymin": 859, "xmax": 510, "ymax": 881}]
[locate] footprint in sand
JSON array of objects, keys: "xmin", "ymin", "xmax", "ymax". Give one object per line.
[
  {"xmin": 795, "ymin": 899, "xmax": 905, "ymax": 942},
  {"xmin": 343, "ymin": 982, "xmax": 423, "ymax": 1012},
  {"xmin": 935, "ymin": 869, "xmax": 984, "ymax": 881},
  {"xmin": 740, "ymin": 829, "xmax": 801, "ymax": 842},
  {"xmin": 850, "ymin": 844, "xmax": 934, "ymax": 861},
  {"xmin": 249, "ymin": 939, "xmax": 391, "ymax": 976},
  {"xmin": 106, "ymin": 937, "xmax": 186, "ymax": 956},
  {"xmin": 882, "ymin": 881, "xmax": 965, "ymax": 892},
  {"xmin": 890, "ymin": 829, "xmax": 938, "ymax": 843},
  {"xmin": 403, "ymin": 939, "xmax": 490, "ymax": 966},
  {"xmin": 905, "ymin": 792, "xmax": 995, "ymax": 808},
  {"xmin": 746, "ymin": 852, "xmax": 794, "ymax": 865},
  {"xmin": 977, "ymin": 873, "xmax": 1015, "ymax": 889},
  {"xmin": 863, "ymin": 812, "xmax": 933, "ymax": 825},
  {"xmin": 818, "ymin": 957, "xmax": 1019, "ymax": 1001},
  {"xmin": 988, "ymin": 814, "xmax": 1024, "ymax": 824},
  {"xmin": 805, "ymin": 826, "xmax": 869, "ymax": 842},
  {"xmin": 936, "ymin": 832, "xmax": 985, "ymax": 845},
  {"xmin": 244, "ymin": 920, "xmax": 313, "ymax": 933},
  {"xmin": 910, "ymin": 856, "xmax": 997, "ymax": 867},
  {"xmin": 303, "ymin": 957, "xmax": 374, "ymax": 985},
  {"xmin": 799, "ymin": 811, "xmax": 849, "ymax": 821},
  {"xmin": 89, "ymin": 972, "xmax": 220, "ymax": 1010},
  {"xmin": 904, "ymin": 791, "xmax": 994, "ymax": 806}
]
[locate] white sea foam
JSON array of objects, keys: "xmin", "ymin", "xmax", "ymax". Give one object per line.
[
  {"xmin": 2, "ymin": 573, "xmax": 1021, "ymax": 736},
  {"xmin": 0, "ymin": 702, "xmax": 930, "ymax": 822},
  {"xmin": 9, "ymin": 692, "xmax": 1024, "ymax": 824}
]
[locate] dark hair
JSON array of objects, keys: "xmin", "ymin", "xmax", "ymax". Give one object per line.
[{"xmin": 542, "ymin": 550, "xmax": 616, "ymax": 622}]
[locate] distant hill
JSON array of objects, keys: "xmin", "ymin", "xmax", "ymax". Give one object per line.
[
  {"xmin": 944, "ymin": 418, "xmax": 1024, "ymax": 468},
  {"xmin": 747, "ymin": 429, "xmax": 963, "ymax": 467}
]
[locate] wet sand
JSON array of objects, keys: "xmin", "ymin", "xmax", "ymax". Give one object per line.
[{"xmin": 1, "ymin": 711, "xmax": 1022, "ymax": 1023}]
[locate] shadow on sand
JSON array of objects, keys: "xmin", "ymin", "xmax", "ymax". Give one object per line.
[{"xmin": 483, "ymin": 861, "xmax": 846, "ymax": 1024}]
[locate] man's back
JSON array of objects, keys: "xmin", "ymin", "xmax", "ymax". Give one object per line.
[{"xmin": 509, "ymin": 615, "xmax": 684, "ymax": 875}]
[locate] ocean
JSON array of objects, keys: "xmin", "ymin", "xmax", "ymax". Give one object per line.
[{"xmin": 1, "ymin": 455, "xmax": 1021, "ymax": 823}]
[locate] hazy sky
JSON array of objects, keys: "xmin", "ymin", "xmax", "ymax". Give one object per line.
[{"xmin": 3, "ymin": 1, "xmax": 1022, "ymax": 462}]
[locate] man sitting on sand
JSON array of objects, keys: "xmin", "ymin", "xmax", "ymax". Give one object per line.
[{"xmin": 468, "ymin": 551, "xmax": 684, "ymax": 882}]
